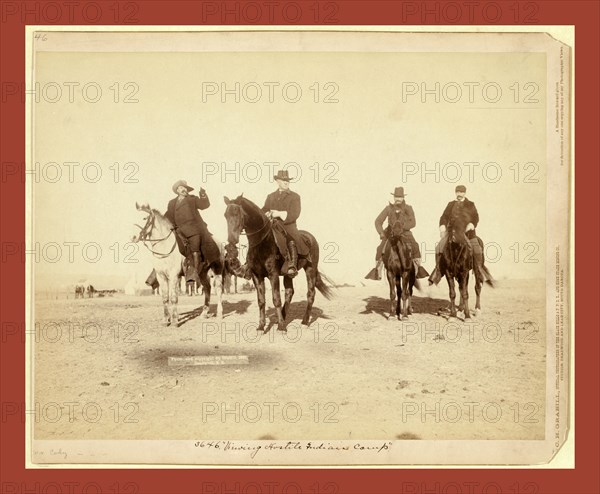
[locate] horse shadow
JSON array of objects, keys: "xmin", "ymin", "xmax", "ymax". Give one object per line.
[
  {"xmin": 265, "ymin": 301, "xmax": 331, "ymax": 332},
  {"xmin": 361, "ymin": 295, "xmax": 450, "ymax": 319},
  {"xmin": 178, "ymin": 299, "xmax": 253, "ymax": 326},
  {"xmin": 222, "ymin": 299, "xmax": 252, "ymax": 317}
]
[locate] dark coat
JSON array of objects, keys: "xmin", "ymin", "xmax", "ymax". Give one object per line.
[
  {"xmin": 439, "ymin": 198, "xmax": 479, "ymax": 238},
  {"xmin": 375, "ymin": 203, "xmax": 416, "ymax": 236},
  {"xmin": 165, "ymin": 193, "xmax": 210, "ymax": 238},
  {"xmin": 262, "ymin": 189, "xmax": 308, "ymax": 255}
]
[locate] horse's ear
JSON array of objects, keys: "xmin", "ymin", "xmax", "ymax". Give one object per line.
[
  {"xmin": 224, "ymin": 196, "xmax": 231, "ymax": 205},
  {"xmin": 135, "ymin": 201, "xmax": 140, "ymax": 210}
]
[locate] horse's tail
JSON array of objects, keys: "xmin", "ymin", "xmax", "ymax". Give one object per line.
[
  {"xmin": 315, "ymin": 270, "xmax": 335, "ymax": 300},
  {"xmin": 477, "ymin": 237, "xmax": 485, "ymax": 265}
]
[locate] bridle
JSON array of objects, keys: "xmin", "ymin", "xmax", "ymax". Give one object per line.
[
  {"xmin": 446, "ymin": 222, "xmax": 469, "ymax": 270},
  {"xmin": 134, "ymin": 211, "xmax": 178, "ymax": 258},
  {"xmin": 227, "ymin": 203, "xmax": 272, "ymax": 248}
]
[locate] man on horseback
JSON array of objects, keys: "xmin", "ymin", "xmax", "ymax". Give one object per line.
[
  {"xmin": 261, "ymin": 170, "xmax": 309, "ymax": 278},
  {"xmin": 365, "ymin": 186, "xmax": 428, "ymax": 281},
  {"xmin": 428, "ymin": 184, "xmax": 483, "ymax": 285},
  {"xmin": 164, "ymin": 179, "xmax": 220, "ymax": 284}
]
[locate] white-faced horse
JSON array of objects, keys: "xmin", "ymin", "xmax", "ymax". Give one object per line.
[{"xmin": 132, "ymin": 202, "xmax": 224, "ymax": 326}]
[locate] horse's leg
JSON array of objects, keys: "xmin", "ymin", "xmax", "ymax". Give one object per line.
[
  {"xmin": 460, "ymin": 272, "xmax": 471, "ymax": 319},
  {"xmin": 170, "ymin": 271, "xmax": 181, "ymax": 326},
  {"xmin": 212, "ymin": 262, "xmax": 224, "ymax": 319},
  {"xmin": 396, "ymin": 275, "xmax": 403, "ymax": 320},
  {"xmin": 199, "ymin": 268, "xmax": 211, "ymax": 318},
  {"xmin": 475, "ymin": 276, "xmax": 482, "ymax": 313},
  {"xmin": 401, "ymin": 273, "xmax": 410, "ymax": 319},
  {"xmin": 386, "ymin": 268, "xmax": 396, "ymax": 320},
  {"xmin": 447, "ymin": 276, "xmax": 457, "ymax": 318},
  {"xmin": 407, "ymin": 268, "xmax": 415, "ymax": 315},
  {"xmin": 254, "ymin": 275, "xmax": 266, "ymax": 332},
  {"xmin": 301, "ymin": 265, "xmax": 316, "ymax": 326},
  {"xmin": 282, "ymin": 275, "xmax": 295, "ymax": 322},
  {"xmin": 155, "ymin": 271, "xmax": 170, "ymax": 326},
  {"xmin": 269, "ymin": 274, "xmax": 286, "ymax": 331}
]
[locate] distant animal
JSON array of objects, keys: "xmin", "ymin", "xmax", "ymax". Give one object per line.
[
  {"xmin": 86, "ymin": 285, "xmax": 95, "ymax": 298},
  {"xmin": 74, "ymin": 285, "xmax": 85, "ymax": 299}
]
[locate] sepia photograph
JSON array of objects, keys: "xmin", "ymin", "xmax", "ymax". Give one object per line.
[{"xmin": 26, "ymin": 28, "xmax": 571, "ymax": 466}]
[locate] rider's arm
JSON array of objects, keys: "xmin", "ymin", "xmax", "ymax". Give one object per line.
[
  {"xmin": 283, "ymin": 194, "xmax": 301, "ymax": 224},
  {"xmin": 439, "ymin": 201, "xmax": 453, "ymax": 226},
  {"xmin": 405, "ymin": 205, "xmax": 416, "ymax": 230},
  {"xmin": 164, "ymin": 201, "xmax": 175, "ymax": 226},
  {"xmin": 261, "ymin": 195, "xmax": 271, "ymax": 213},
  {"xmin": 470, "ymin": 202, "xmax": 479, "ymax": 228},
  {"xmin": 374, "ymin": 206, "xmax": 388, "ymax": 236}
]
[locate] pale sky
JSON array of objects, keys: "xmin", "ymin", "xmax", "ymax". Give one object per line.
[{"xmin": 33, "ymin": 41, "xmax": 547, "ymax": 289}]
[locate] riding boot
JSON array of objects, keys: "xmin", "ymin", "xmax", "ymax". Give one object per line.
[
  {"xmin": 187, "ymin": 251, "xmax": 202, "ymax": 283},
  {"xmin": 365, "ymin": 259, "xmax": 383, "ymax": 280},
  {"xmin": 287, "ymin": 241, "xmax": 299, "ymax": 278},
  {"xmin": 413, "ymin": 258, "xmax": 429, "ymax": 279},
  {"xmin": 428, "ymin": 253, "xmax": 443, "ymax": 285}
]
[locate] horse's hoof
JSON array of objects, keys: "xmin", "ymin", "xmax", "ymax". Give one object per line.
[
  {"xmin": 301, "ymin": 320, "xmax": 310, "ymax": 327},
  {"xmin": 162, "ymin": 321, "xmax": 170, "ymax": 327}
]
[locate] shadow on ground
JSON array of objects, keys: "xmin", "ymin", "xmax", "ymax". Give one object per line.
[{"xmin": 361, "ymin": 296, "xmax": 450, "ymax": 319}]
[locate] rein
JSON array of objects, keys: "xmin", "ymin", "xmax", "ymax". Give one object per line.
[
  {"xmin": 231, "ymin": 205, "xmax": 272, "ymax": 248},
  {"xmin": 135, "ymin": 213, "xmax": 178, "ymax": 258},
  {"xmin": 446, "ymin": 227, "xmax": 468, "ymax": 274}
]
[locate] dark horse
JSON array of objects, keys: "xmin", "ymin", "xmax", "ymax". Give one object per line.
[
  {"xmin": 383, "ymin": 219, "xmax": 416, "ymax": 320},
  {"xmin": 441, "ymin": 214, "xmax": 496, "ymax": 318},
  {"xmin": 440, "ymin": 215, "xmax": 477, "ymax": 319},
  {"xmin": 224, "ymin": 195, "xmax": 333, "ymax": 331},
  {"xmin": 74, "ymin": 285, "xmax": 85, "ymax": 299}
]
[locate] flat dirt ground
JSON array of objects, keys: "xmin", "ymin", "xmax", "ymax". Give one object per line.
[{"xmin": 33, "ymin": 278, "xmax": 546, "ymax": 441}]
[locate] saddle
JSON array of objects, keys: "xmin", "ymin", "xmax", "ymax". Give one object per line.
[
  {"xmin": 271, "ymin": 220, "xmax": 312, "ymax": 263},
  {"xmin": 382, "ymin": 235, "xmax": 411, "ymax": 262},
  {"xmin": 172, "ymin": 228, "xmax": 221, "ymax": 264},
  {"xmin": 383, "ymin": 235, "xmax": 429, "ymax": 278}
]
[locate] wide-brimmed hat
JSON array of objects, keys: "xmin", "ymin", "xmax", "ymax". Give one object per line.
[
  {"xmin": 455, "ymin": 184, "xmax": 467, "ymax": 193},
  {"xmin": 390, "ymin": 186, "xmax": 406, "ymax": 197},
  {"xmin": 273, "ymin": 170, "xmax": 292, "ymax": 182},
  {"xmin": 172, "ymin": 180, "xmax": 194, "ymax": 194}
]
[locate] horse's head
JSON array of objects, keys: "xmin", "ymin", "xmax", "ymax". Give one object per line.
[
  {"xmin": 224, "ymin": 195, "xmax": 245, "ymax": 244},
  {"xmin": 447, "ymin": 214, "xmax": 470, "ymax": 246},
  {"xmin": 132, "ymin": 202, "xmax": 154, "ymax": 242},
  {"xmin": 390, "ymin": 218, "xmax": 405, "ymax": 239},
  {"xmin": 133, "ymin": 201, "xmax": 173, "ymax": 243}
]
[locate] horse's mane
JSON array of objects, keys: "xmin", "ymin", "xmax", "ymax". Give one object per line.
[
  {"xmin": 149, "ymin": 207, "xmax": 174, "ymax": 228},
  {"xmin": 235, "ymin": 195, "xmax": 267, "ymax": 220},
  {"xmin": 446, "ymin": 208, "xmax": 470, "ymax": 245}
]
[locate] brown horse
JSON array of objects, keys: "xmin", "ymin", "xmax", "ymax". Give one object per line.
[
  {"xmin": 74, "ymin": 285, "xmax": 85, "ymax": 299},
  {"xmin": 382, "ymin": 219, "xmax": 416, "ymax": 320},
  {"xmin": 440, "ymin": 215, "xmax": 475, "ymax": 319},
  {"xmin": 224, "ymin": 195, "xmax": 333, "ymax": 331}
]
